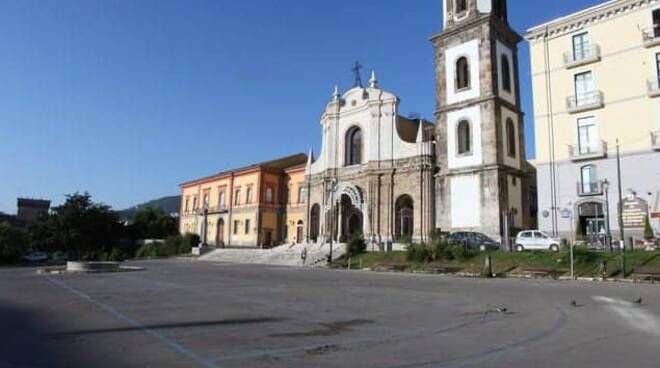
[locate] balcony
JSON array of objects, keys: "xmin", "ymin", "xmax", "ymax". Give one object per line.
[
  {"xmin": 207, "ymin": 205, "xmax": 229, "ymax": 214},
  {"xmin": 577, "ymin": 181, "xmax": 604, "ymax": 197},
  {"xmin": 566, "ymin": 91, "xmax": 604, "ymax": 114},
  {"xmin": 642, "ymin": 26, "xmax": 660, "ymax": 48},
  {"xmin": 564, "ymin": 45, "xmax": 601, "ymax": 69},
  {"xmin": 569, "ymin": 140, "xmax": 608, "ymax": 161},
  {"xmin": 652, "ymin": 131, "xmax": 660, "ymax": 150},
  {"xmin": 648, "ymin": 79, "xmax": 660, "ymax": 97}
]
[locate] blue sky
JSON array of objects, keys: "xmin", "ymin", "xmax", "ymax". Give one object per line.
[{"xmin": 0, "ymin": 0, "xmax": 605, "ymax": 213}]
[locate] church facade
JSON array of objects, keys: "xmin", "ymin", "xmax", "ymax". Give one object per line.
[{"xmin": 180, "ymin": 0, "xmax": 537, "ymax": 249}]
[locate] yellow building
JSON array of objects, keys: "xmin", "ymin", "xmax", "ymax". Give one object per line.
[
  {"xmin": 179, "ymin": 154, "xmax": 307, "ymax": 248},
  {"xmin": 526, "ymin": 0, "xmax": 660, "ymax": 240}
]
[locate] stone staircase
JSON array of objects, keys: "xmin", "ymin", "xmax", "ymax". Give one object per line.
[{"xmin": 198, "ymin": 242, "xmax": 346, "ymax": 267}]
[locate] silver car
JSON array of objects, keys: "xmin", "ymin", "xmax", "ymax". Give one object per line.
[{"xmin": 515, "ymin": 231, "xmax": 561, "ymax": 252}]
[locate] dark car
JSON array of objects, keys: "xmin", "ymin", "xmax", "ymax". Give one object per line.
[{"xmin": 447, "ymin": 232, "xmax": 500, "ymax": 251}]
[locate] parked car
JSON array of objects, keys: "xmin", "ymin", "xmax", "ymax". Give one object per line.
[
  {"xmin": 515, "ymin": 231, "xmax": 560, "ymax": 252},
  {"xmin": 21, "ymin": 251, "xmax": 49, "ymax": 263},
  {"xmin": 447, "ymin": 232, "xmax": 500, "ymax": 251}
]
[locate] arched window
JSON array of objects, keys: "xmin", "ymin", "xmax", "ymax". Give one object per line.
[
  {"xmin": 395, "ymin": 195, "xmax": 414, "ymax": 241},
  {"xmin": 455, "ymin": 0, "xmax": 467, "ymax": 14},
  {"xmin": 456, "ymin": 57, "xmax": 470, "ymax": 90},
  {"xmin": 506, "ymin": 118, "xmax": 516, "ymax": 158},
  {"xmin": 501, "ymin": 55, "xmax": 512, "ymax": 93},
  {"xmin": 457, "ymin": 120, "xmax": 472, "ymax": 155},
  {"xmin": 345, "ymin": 126, "xmax": 362, "ymax": 166}
]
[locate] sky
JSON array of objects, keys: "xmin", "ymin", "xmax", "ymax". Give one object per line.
[{"xmin": 0, "ymin": 0, "xmax": 606, "ymax": 214}]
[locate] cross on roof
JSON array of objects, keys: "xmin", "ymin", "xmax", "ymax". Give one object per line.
[{"xmin": 352, "ymin": 61, "xmax": 363, "ymax": 88}]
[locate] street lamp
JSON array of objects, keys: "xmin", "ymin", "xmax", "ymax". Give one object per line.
[
  {"xmin": 327, "ymin": 180, "xmax": 338, "ymax": 264},
  {"xmin": 201, "ymin": 207, "xmax": 209, "ymax": 248},
  {"xmin": 602, "ymin": 179, "xmax": 612, "ymax": 251}
]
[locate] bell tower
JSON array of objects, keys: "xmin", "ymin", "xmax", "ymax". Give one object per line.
[{"xmin": 432, "ymin": 0, "xmax": 532, "ymax": 243}]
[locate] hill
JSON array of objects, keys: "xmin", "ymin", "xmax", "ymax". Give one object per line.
[{"xmin": 118, "ymin": 195, "xmax": 181, "ymax": 221}]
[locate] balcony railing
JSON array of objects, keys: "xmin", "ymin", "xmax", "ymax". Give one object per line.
[
  {"xmin": 577, "ymin": 181, "xmax": 604, "ymax": 197},
  {"xmin": 652, "ymin": 131, "xmax": 660, "ymax": 150},
  {"xmin": 569, "ymin": 140, "xmax": 608, "ymax": 161},
  {"xmin": 564, "ymin": 45, "xmax": 601, "ymax": 68},
  {"xmin": 566, "ymin": 91, "xmax": 604, "ymax": 114},
  {"xmin": 648, "ymin": 79, "xmax": 660, "ymax": 97},
  {"xmin": 642, "ymin": 25, "xmax": 660, "ymax": 47}
]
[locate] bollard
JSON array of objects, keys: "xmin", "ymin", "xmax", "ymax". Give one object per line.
[{"xmin": 484, "ymin": 254, "xmax": 493, "ymax": 278}]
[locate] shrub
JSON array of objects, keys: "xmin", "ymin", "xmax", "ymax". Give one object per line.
[
  {"xmin": 346, "ymin": 233, "xmax": 366, "ymax": 257},
  {"xmin": 398, "ymin": 235, "xmax": 412, "ymax": 246},
  {"xmin": 135, "ymin": 241, "xmax": 163, "ymax": 259},
  {"xmin": 406, "ymin": 243, "xmax": 432, "ymax": 263},
  {"xmin": 449, "ymin": 245, "xmax": 470, "ymax": 260},
  {"xmin": 181, "ymin": 233, "xmax": 200, "ymax": 253},
  {"xmin": 162, "ymin": 235, "xmax": 182, "ymax": 255}
]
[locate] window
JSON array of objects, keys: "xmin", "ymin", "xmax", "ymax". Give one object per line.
[
  {"xmin": 246, "ymin": 187, "xmax": 253, "ymax": 204},
  {"xmin": 455, "ymin": 0, "xmax": 467, "ymax": 14},
  {"xmin": 574, "ymin": 71, "xmax": 595, "ymax": 106},
  {"xmin": 203, "ymin": 192, "xmax": 209, "ymax": 208},
  {"xmin": 284, "ymin": 187, "xmax": 289, "ymax": 205},
  {"xmin": 501, "ymin": 55, "xmax": 512, "ymax": 93},
  {"xmin": 233, "ymin": 220, "xmax": 239, "ymax": 235},
  {"xmin": 245, "ymin": 219, "xmax": 250, "ymax": 234},
  {"xmin": 506, "ymin": 118, "xmax": 516, "ymax": 158},
  {"xmin": 577, "ymin": 117, "xmax": 597, "ymax": 154},
  {"xmin": 234, "ymin": 188, "xmax": 241, "ymax": 205},
  {"xmin": 456, "ymin": 57, "xmax": 470, "ymax": 90},
  {"xmin": 653, "ymin": 9, "xmax": 660, "ymax": 38},
  {"xmin": 581, "ymin": 165, "xmax": 598, "ymax": 194},
  {"xmin": 345, "ymin": 126, "xmax": 362, "ymax": 166},
  {"xmin": 297, "ymin": 186, "xmax": 305, "ymax": 204},
  {"xmin": 457, "ymin": 120, "xmax": 472, "ymax": 155},
  {"xmin": 656, "ymin": 53, "xmax": 660, "ymax": 84},
  {"xmin": 572, "ymin": 32, "xmax": 590, "ymax": 61},
  {"xmin": 265, "ymin": 186, "xmax": 274, "ymax": 204},
  {"xmin": 184, "ymin": 197, "xmax": 189, "ymax": 213},
  {"xmin": 192, "ymin": 197, "xmax": 198, "ymax": 210},
  {"xmin": 218, "ymin": 190, "xmax": 226, "ymax": 208}
]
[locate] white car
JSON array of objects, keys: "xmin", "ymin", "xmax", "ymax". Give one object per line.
[{"xmin": 515, "ymin": 231, "xmax": 561, "ymax": 252}]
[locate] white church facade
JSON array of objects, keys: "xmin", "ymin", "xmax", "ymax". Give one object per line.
[{"xmin": 301, "ymin": 0, "xmax": 536, "ymax": 249}]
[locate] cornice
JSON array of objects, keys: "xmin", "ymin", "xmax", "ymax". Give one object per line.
[{"xmin": 525, "ymin": 0, "xmax": 658, "ymax": 42}]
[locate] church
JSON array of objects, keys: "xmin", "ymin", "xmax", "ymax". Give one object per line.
[{"xmin": 179, "ymin": 0, "xmax": 537, "ymax": 250}]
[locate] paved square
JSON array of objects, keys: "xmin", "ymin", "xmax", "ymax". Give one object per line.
[{"xmin": 1, "ymin": 260, "xmax": 659, "ymax": 367}]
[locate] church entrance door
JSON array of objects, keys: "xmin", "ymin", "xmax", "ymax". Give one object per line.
[{"xmin": 339, "ymin": 193, "xmax": 363, "ymax": 241}]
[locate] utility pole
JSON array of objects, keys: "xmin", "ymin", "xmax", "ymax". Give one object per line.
[{"xmin": 616, "ymin": 139, "xmax": 626, "ymax": 277}]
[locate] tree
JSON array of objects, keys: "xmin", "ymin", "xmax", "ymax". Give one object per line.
[
  {"xmin": 644, "ymin": 215, "xmax": 655, "ymax": 240},
  {"xmin": 0, "ymin": 222, "xmax": 29, "ymax": 263},
  {"xmin": 43, "ymin": 192, "xmax": 123, "ymax": 260},
  {"xmin": 130, "ymin": 207, "xmax": 178, "ymax": 240}
]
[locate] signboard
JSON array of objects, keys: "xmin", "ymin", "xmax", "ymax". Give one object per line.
[{"xmin": 621, "ymin": 198, "xmax": 648, "ymax": 229}]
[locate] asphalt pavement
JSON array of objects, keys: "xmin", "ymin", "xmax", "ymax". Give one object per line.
[{"xmin": 1, "ymin": 259, "xmax": 659, "ymax": 368}]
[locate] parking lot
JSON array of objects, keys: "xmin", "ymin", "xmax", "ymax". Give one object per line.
[{"xmin": 1, "ymin": 259, "xmax": 660, "ymax": 368}]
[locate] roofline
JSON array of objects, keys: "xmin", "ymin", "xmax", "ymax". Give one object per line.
[
  {"xmin": 525, "ymin": 0, "xmax": 653, "ymax": 40},
  {"xmin": 179, "ymin": 153, "xmax": 306, "ymax": 188}
]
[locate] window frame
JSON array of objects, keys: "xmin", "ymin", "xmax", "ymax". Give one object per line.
[
  {"xmin": 456, "ymin": 119, "xmax": 473, "ymax": 156},
  {"xmin": 345, "ymin": 126, "xmax": 363, "ymax": 166},
  {"xmin": 455, "ymin": 56, "xmax": 471, "ymax": 91},
  {"xmin": 501, "ymin": 54, "xmax": 512, "ymax": 93},
  {"xmin": 506, "ymin": 118, "xmax": 517, "ymax": 158}
]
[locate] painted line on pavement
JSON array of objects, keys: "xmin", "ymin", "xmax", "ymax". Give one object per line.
[
  {"xmin": 46, "ymin": 276, "xmax": 221, "ymax": 368},
  {"xmin": 593, "ymin": 296, "xmax": 660, "ymax": 337}
]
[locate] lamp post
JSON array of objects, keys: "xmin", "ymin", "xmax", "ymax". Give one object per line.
[
  {"xmin": 201, "ymin": 208, "xmax": 209, "ymax": 248},
  {"xmin": 327, "ymin": 180, "xmax": 338, "ymax": 264},
  {"xmin": 602, "ymin": 179, "xmax": 611, "ymax": 252},
  {"xmin": 616, "ymin": 139, "xmax": 626, "ymax": 277}
]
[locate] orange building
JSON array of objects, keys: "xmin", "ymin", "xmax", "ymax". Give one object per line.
[{"xmin": 179, "ymin": 154, "xmax": 307, "ymax": 248}]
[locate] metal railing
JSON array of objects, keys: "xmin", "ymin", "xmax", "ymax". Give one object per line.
[
  {"xmin": 566, "ymin": 90, "xmax": 604, "ymax": 113},
  {"xmin": 577, "ymin": 180, "xmax": 604, "ymax": 196},
  {"xmin": 564, "ymin": 45, "xmax": 601, "ymax": 67},
  {"xmin": 568, "ymin": 140, "xmax": 608, "ymax": 161}
]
